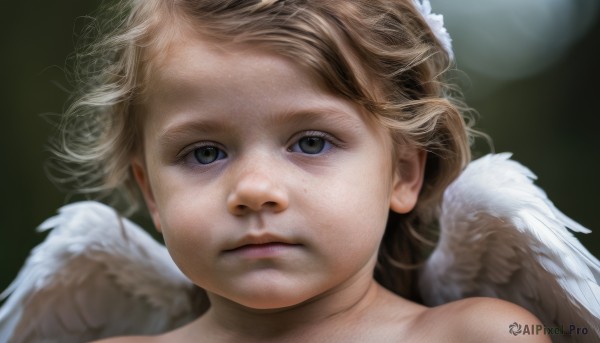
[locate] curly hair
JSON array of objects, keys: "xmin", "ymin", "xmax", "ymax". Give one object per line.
[{"xmin": 51, "ymin": 0, "xmax": 474, "ymax": 301}]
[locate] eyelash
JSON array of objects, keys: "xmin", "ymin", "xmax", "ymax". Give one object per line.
[
  {"xmin": 176, "ymin": 142, "xmax": 226, "ymax": 166},
  {"xmin": 177, "ymin": 130, "xmax": 341, "ymax": 166},
  {"xmin": 287, "ymin": 131, "xmax": 338, "ymax": 155}
]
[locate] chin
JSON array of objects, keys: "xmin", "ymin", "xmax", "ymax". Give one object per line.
[
  {"xmin": 230, "ymin": 287, "xmax": 314, "ymax": 310},
  {"xmin": 212, "ymin": 278, "xmax": 320, "ymax": 310}
]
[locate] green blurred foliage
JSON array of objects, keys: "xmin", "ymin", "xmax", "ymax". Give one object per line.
[
  {"xmin": 0, "ymin": 1, "xmax": 104, "ymax": 291},
  {"xmin": 0, "ymin": 1, "xmax": 598, "ymax": 295},
  {"xmin": 466, "ymin": 19, "xmax": 600, "ymax": 254}
]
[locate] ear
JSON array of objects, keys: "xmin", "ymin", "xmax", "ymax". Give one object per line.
[
  {"xmin": 131, "ymin": 158, "xmax": 162, "ymax": 232},
  {"xmin": 389, "ymin": 149, "xmax": 426, "ymax": 214}
]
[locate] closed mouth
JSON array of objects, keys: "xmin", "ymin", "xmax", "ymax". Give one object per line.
[
  {"xmin": 225, "ymin": 232, "xmax": 299, "ymax": 251},
  {"xmin": 223, "ymin": 241, "xmax": 302, "ymax": 258},
  {"xmin": 227, "ymin": 242, "xmax": 298, "ymax": 251}
]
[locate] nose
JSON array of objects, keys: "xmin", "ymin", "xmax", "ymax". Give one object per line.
[{"xmin": 226, "ymin": 169, "xmax": 289, "ymax": 216}]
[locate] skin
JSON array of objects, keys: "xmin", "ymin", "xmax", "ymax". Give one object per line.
[{"xmin": 94, "ymin": 32, "xmax": 549, "ymax": 342}]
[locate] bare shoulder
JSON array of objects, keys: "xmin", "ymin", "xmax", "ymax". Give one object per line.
[{"xmin": 413, "ymin": 297, "xmax": 551, "ymax": 342}]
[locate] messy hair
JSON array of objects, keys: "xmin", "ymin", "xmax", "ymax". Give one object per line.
[{"xmin": 51, "ymin": 0, "xmax": 473, "ymax": 301}]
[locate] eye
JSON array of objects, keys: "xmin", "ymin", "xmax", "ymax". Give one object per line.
[
  {"xmin": 298, "ymin": 137, "xmax": 326, "ymax": 154},
  {"xmin": 289, "ymin": 133, "xmax": 334, "ymax": 155},
  {"xmin": 193, "ymin": 146, "xmax": 227, "ymax": 164}
]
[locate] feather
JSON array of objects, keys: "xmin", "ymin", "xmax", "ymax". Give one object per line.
[
  {"xmin": 420, "ymin": 153, "xmax": 600, "ymax": 343},
  {"xmin": 0, "ymin": 201, "xmax": 206, "ymax": 343}
]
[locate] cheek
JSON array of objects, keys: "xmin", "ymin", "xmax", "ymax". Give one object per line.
[
  {"xmin": 161, "ymin": 208, "xmax": 223, "ymax": 283},
  {"xmin": 152, "ymin": 177, "xmax": 222, "ymax": 273},
  {"xmin": 342, "ymin": 152, "xmax": 393, "ymax": 236},
  {"xmin": 307, "ymin": 166, "xmax": 391, "ymax": 255}
]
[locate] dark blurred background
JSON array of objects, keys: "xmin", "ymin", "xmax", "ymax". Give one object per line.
[{"xmin": 1, "ymin": 1, "xmax": 599, "ymax": 293}]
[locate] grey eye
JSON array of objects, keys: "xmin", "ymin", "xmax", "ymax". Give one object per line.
[
  {"xmin": 298, "ymin": 137, "xmax": 326, "ymax": 154},
  {"xmin": 194, "ymin": 146, "xmax": 226, "ymax": 164}
]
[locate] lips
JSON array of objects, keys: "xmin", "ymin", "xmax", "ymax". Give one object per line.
[
  {"xmin": 225, "ymin": 233, "xmax": 295, "ymax": 249},
  {"xmin": 223, "ymin": 233, "xmax": 301, "ymax": 258}
]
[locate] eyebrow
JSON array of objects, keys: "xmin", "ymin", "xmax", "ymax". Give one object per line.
[
  {"xmin": 157, "ymin": 119, "xmax": 225, "ymax": 149},
  {"xmin": 157, "ymin": 106, "xmax": 361, "ymax": 146},
  {"xmin": 272, "ymin": 106, "xmax": 362, "ymax": 130}
]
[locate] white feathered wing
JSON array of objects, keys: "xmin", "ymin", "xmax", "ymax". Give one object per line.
[
  {"xmin": 420, "ymin": 153, "xmax": 600, "ymax": 342},
  {"xmin": 0, "ymin": 201, "xmax": 205, "ymax": 343}
]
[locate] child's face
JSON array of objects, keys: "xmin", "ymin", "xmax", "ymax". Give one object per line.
[{"xmin": 132, "ymin": 35, "xmax": 424, "ymax": 309}]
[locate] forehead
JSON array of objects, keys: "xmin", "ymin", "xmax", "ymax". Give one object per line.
[
  {"xmin": 144, "ymin": 35, "xmax": 332, "ymax": 118},
  {"xmin": 144, "ymin": 35, "xmax": 340, "ymax": 121},
  {"xmin": 137, "ymin": 7, "xmax": 382, "ymax": 101},
  {"xmin": 153, "ymin": 38, "xmax": 319, "ymax": 94}
]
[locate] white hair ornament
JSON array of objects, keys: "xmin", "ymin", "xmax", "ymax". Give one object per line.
[{"xmin": 412, "ymin": 0, "xmax": 454, "ymax": 60}]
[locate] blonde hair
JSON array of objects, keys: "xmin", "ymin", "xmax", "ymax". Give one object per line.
[{"xmin": 52, "ymin": 0, "xmax": 473, "ymax": 301}]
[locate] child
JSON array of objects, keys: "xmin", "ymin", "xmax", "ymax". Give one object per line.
[
  {"xmin": 50, "ymin": 0, "xmax": 549, "ymax": 341},
  {"xmin": 6, "ymin": 0, "xmax": 597, "ymax": 341}
]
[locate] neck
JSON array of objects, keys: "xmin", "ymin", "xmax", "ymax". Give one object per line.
[{"xmin": 199, "ymin": 271, "xmax": 382, "ymax": 342}]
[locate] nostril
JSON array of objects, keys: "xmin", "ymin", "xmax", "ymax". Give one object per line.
[{"xmin": 264, "ymin": 201, "xmax": 277, "ymax": 208}]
